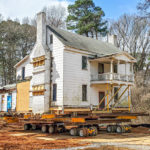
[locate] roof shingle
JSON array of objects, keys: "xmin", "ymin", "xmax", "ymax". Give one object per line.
[{"xmin": 47, "ymin": 26, "xmax": 121, "ymax": 57}]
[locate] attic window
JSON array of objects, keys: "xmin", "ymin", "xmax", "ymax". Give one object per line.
[{"xmin": 50, "ymin": 34, "xmax": 53, "ymax": 44}]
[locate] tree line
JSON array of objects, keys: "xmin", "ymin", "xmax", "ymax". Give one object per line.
[{"xmin": 0, "ymin": 0, "xmax": 149, "ymax": 85}]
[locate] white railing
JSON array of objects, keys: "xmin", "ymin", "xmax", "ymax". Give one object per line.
[{"xmin": 91, "ymin": 73, "xmax": 134, "ymax": 82}]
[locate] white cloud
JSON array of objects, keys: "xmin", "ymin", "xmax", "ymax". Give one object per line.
[{"xmin": 0, "ymin": 0, "xmax": 70, "ymax": 21}]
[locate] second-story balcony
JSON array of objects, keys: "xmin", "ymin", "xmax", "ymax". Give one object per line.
[{"xmin": 91, "ymin": 73, "xmax": 134, "ymax": 83}]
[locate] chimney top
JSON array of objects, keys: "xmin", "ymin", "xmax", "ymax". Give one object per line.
[{"xmin": 107, "ymin": 34, "xmax": 118, "ymax": 47}]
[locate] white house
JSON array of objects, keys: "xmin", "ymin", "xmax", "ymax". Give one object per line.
[{"xmin": 14, "ymin": 12, "xmax": 136, "ymax": 114}]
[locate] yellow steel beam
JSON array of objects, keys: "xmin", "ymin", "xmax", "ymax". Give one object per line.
[
  {"xmin": 71, "ymin": 118, "xmax": 85, "ymax": 123},
  {"xmin": 42, "ymin": 114, "xmax": 55, "ymax": 119},
  {"xmin": 117, "ymin": 116, "xmax": 137, "ymax": 120}
]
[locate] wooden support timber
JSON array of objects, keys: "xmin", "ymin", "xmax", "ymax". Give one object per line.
[
  {"xmin": 111, "ymin": 86, "xmax": 129, "ymax": 108},
  {"xmin": 94, "ymin": 85, "xmax": 113, "ymax": 111},
  {"xmin": 128, "ymin": 85, "xmax": 131, "ymax": 112},
  {"xmin": 103, "ymin": 85, "xmax": 123, "ymax": 111}
]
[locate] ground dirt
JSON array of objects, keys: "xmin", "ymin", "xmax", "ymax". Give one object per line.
[{"xmin": 0, "ymin": 121, "xmax": 150, "ymax": 150}]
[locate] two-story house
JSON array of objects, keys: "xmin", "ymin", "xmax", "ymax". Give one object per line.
[{"xmin": 15, "ymin": 12, "xmax": 136, "ymax": 114}]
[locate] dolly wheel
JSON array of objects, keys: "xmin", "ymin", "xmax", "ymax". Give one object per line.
[
  {"xmin": 24, "ymin": 124, "xmax": 30, "ymax": 130},
  {"xmin": 107, "ymin": 125, "xmax": 112, "ymax": 133},
  {"xmin": 41, "ymin": 125, "xmax": 47, "ymax": 133},
  {"xmin": 70, "ymin": 128, "xmax": 78, "ymax": 136},
  {"xmin": 116, "ymin": 125, "xmax": 122, "ymax": 133},
  {"xmin": 48, "ymin": 126, "xmax": 54, "ymax": 134},
  {"xmin": 79, "ymin": 128, "xmax": 88, "ymax": 137},
  {"xmin": 32, "ymin": 124, "xmax": 37, "ymax": 130}
]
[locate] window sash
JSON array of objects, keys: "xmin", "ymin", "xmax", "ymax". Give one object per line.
[
  {"xmin": 82, "ymin": 56, "xmax": 87, "ymax": 70},
  {"xmin": 82, "ymin": 85, "xmax": 87, "ymax": 101},
  {"xmin": 113, "ymin": 64, "xmax": 118, "ymax": 73},
  {"xmin": 22, "ymin": 67, "xmax": 25, "ymax": 80},
  {"xmin": 50, "ymin": 34, "xmax": 53, "ymax": 44},
  {"xmin": 53, "ymin": 84, "xmax": 57, "ymax": 101},
  {"xmin": 98, "ymin": 63, "xmax": 104, "ymax": 74}
]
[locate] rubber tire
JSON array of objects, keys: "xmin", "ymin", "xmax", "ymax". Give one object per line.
[
  {"xmin": 41, "ymin": 125, "xmax": 47, "ymax": 133},
  {"xmin": 24, "ymin": 124, "xmax": 30, "ymax": 130},
  {"xmin": 31, "ymin": 124, "xmax": 37, "ymax": 130},
  {"xmin": 116, "ymin": 125, "xmax": 122, "ymax": 133},
  {"xmin": 85, "ymin": 128, "xmax": 89, "ymax": 137},
  {"xmin": 57, "ymin": 126, "xmax": 65, "ymax": 133},
  {"xmin": 48, "ymin": 126, "xmax": 54, "ymax": 134},
  {"xmin": 79, "ymin": 128, "xmax": 87, "ymax": 137},
  {"xmin": 111, "ymin": 125, "xmax": 117, "ymax": 133},
  {"xmin": 79, "ymin": 128, "xmax": 89, "ymax": 137},
  {"xmin": 107, "ymin": 125, "xmax": 112, "ymax": 133},
  {"xmin": 70, "ymin": 128, "xmax": 78, "ymax": 136}
]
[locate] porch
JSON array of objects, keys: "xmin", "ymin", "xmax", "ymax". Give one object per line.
[
  {"xmin": 89, "ymin": 53, "xmax": 135, "ymax": 85},
  {"xmin": 90, "ymin": 83, "xmax": 132, "ymax": 113},
  {"xmin": 91, "ymin": 73, "xmax": 134, "ymax": 82}
]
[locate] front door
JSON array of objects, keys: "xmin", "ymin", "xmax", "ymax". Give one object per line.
[
  {"xmin": 99, "ymin": 92, "xmax": 105, "ymax": 109},
  {"xmin": 7, "ymin": 95, "xmax": 12, "ymax": 111}
]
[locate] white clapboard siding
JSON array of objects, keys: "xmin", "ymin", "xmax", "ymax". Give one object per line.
[
  {"xmin": 63, "ymin": 50, "xmax": 91, "ymax": 107},
  {"xmin": 16, "ymin": 57, "xmax": 33, "ymax": 79},
  {"xmin": 51, "ymin": 34, "xmax": 64, "ymax": 106}
]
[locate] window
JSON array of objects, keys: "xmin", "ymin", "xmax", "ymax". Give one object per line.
[
  {"xmin": 113, "ymin": 64, "xmax": 118, "ymax": 73},
  {"xmin": 82, "ymin": 56, "xmax": 87, "ymax": 70},
  {"xmin": 53, "ymin": 84, "xmax": 57, "ymax": 101},
  {"xmin": 50, "ymin": 34, "xmax": 53, "ymax": 44},
  {"xmin": 22, "ymin": 67, "xmax": 25, "ymax": 80},
  {"xmin": 82, "ymin": 85, "xmax": 87, "ymax": 101},
  {"xmin": 130, "ymin": 63, "xmax": 133, "ymax": 72},
  {"xmin": 114, "ymin": 87, "xmax": 118, "ymax": 102},
  {"xmin": 98, "ymin": 63, "xmax": 104, "ymax": 74}
]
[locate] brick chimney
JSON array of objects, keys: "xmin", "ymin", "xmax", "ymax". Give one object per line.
[
  {"xmin": 107, "ymin": 34, "xmax": 118, "ymax": 47},
  {"xmin": 36, "ymin": 12, "xmax": 46, "ymax": 46}
]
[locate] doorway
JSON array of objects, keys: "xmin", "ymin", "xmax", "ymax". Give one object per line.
[
  {"xmin": 7, "ymin": 95, "xmax": 12, "ymax": 111},
  {"xmin": 99, "ymin": 92, "xmax": 105, "ymax": 109}
]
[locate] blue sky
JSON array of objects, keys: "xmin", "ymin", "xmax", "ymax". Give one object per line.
[
  {"xmin": 0, "ymin": 0, "xmax": 140, "ymax": 21},
  {"xmin": 69, "ymin": 0, "xmax": 140, "ymax": 20}
]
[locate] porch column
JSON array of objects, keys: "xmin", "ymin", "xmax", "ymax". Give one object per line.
[
  {"xmin": 110, "ymin": 60, "xmax": 113, "ymax": 80},
  {"xmin": 128, "ymin": 85, "xmax": 131, "ymax": 112},
  {"xmin": 117, "ymin": 60, "xmax": 120, "ymax": 80},
  {"xmin": 125, "ymin": 62, "xmax": 128, "ymax": 81},
  {"xmin": 107, "ymin": 83, "xmax": 109, "ymax": 112}
]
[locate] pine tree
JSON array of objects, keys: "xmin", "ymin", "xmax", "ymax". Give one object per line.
[{"xmin": 66, "ymin": 0, "xmax": 107, "ymax": 39}]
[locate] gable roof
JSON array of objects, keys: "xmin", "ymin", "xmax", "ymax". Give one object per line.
[
  {"xmin": 47, "ymin": 25, "xmax": 121, "ymax": 57},
  {"xmin": 14, "ymin": 55, "xmax": 29, "ymax": 68}
]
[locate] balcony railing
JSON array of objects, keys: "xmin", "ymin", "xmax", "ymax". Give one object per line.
[{"xmin": 91, "ymin": 73, "xmax": 134, "ymax": 82}]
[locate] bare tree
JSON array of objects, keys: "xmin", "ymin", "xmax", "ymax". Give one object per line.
[
  {"xmin": 22, "ymin": 17, "xmax": 30, "ymax": 24},
  {"xmin": 110, "ymin": 14, "xmax": 150, "ymax": 74},
  {"xmin": 137, "ymin": 0, "xmax": 150, "ymax": 18},
  {"xmin": 0, "ymin": 14, "xmax": 3, "ymax": 22},
  {"xmin": 42, "ymin": 4, "xmax": 67, "ymax": 28}
]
